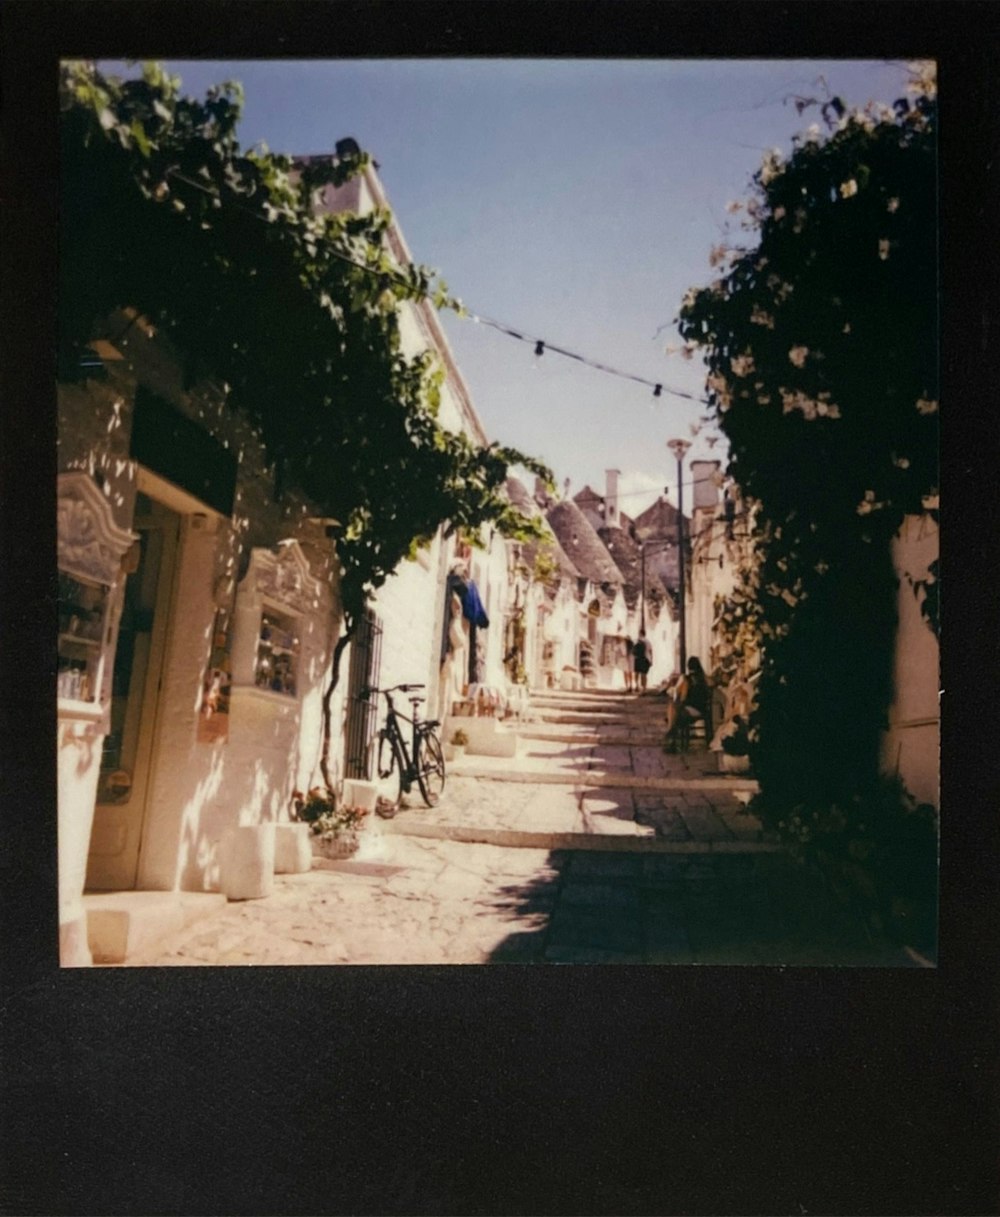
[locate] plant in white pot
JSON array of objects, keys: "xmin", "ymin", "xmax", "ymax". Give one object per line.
[
  {"xmin": 292, "ymin": 786, "xmax": 369, "ymax": 859},
  {"xmin": 449, "ymin": 728, "xmax": 469, "ymax": 761}
]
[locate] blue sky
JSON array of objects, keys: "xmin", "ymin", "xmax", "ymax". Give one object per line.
[{"xmin": 103, "ymin": 57, "xmax": 915, "ymax": 514}]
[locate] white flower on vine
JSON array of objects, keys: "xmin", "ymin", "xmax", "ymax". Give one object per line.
[
  {"xmin": 750, "ymin": 305, "xmax": 776, "ymax": 330},
  {"xmin": 772, "ymin": 205, "xmax": 786, "ymax": 222},
  {"xmin": 730, "ymin": 354, "xmax": 755, "ymax": 377},
  {"xmin": 887, "ymin": 197, "xmax": 900, "ymax": 213},
  {"xmin": 788, "ymin": 345, "xmax": 809, "ymax": 368},
  {"xmin": 878, "ymin": 238, "xmax": 891, "ymax": 260},
  {"xmin": 915, "ymin": 397, "xmax": 939, "ymax": 415},
  {"xmin": 893, "ymin": 455, "xmax": 911, "ymax": 469},
  {"xmin": 815, "ymin": 560, "xmax": 830, "ymax": 575},
  {"xmin": 708, "ymin": 243, "xmax": 729, "ymax": 268},
  {"xmin": 804, "ymin": 123, "xmax": 821, "ymax": 143},
  {"xmin": 780, "ymin": 389, "xmax": 818, "ymax": 420},
  {"xmin": 843, "ymin": 322, "xmax": 852, "ymax": 334},
  {"xmin": 906, "ymin": 60, "xmax": 937, "ymax": 99},
  {"xmin": 839, "ymin": 179, "xmax": 859, "ymax": 199},
  {"xmin": 760, "ymin": 148, "xmax": 784, "ymax": 186}
]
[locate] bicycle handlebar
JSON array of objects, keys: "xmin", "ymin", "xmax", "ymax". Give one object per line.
[{"xmin": 364, "ymin": 683, "xmax": 426, "ymax": 698}]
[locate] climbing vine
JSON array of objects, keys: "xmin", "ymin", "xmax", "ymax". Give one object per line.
[
  {"xmin": 59, "ymin": 61, "xmax": 551, "ymax": 788},
  {"xmin": 677, "ymin": 66, "xmax": 938, "ymax": 945}
]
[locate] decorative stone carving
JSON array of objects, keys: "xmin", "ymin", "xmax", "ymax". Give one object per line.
[
  {"xmin": 57, "ymin": 471, "xmax": 137, "ymax": 586},
  {"xmin": 245, "ymin": 540, "xmax": 321, "ymax": 612}
]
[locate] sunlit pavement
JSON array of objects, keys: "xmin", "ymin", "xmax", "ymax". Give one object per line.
[{"xmin": 126, "ymin": 691, "xmax": 918, "ymax": 967}]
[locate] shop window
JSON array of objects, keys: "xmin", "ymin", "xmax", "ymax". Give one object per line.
[
  {"xmin": 57, "ymin": 571, "xmax": 109, "ymax": 703},
  {"xmin": 254, "ymin": 607, "xmax": 300, "ymax": 697}
]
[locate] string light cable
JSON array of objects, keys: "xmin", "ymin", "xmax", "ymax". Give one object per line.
[{"xmin": 161, "ymin": 166, "xmax": 714, "ymax": 412}]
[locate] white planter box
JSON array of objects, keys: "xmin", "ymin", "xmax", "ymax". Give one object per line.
[
  {"xmin": 342, "ymin": 780, "xmax": 378, "ymax": 814},
  {"xmin": 274, "ymin": 823, "xmax": 312, "ymax": 874},
  {"xmin": 220, "ymin": 824, "xmax": 275, "ymax": 900},
  {"xmin": 444, "ymin": 716, "xmax": 518, "ymax": 758}
]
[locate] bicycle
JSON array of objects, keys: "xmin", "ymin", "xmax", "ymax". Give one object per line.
[{"xmin": 366, "ymin": 683, "xmax": 446, "ymax": 813}]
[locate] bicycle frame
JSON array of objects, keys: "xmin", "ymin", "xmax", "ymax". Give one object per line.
[
  {"xmin": 380, "ymin": 693, "xmax": 420, "ymax": 787},
  {"xmin": 367, "ymin": 683, "xmax": 446, "ymax": 809}
]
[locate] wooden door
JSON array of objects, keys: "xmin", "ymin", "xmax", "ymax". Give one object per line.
[{"xmin": 86, "ymin": 496, "xmax": 179, "ymax": 891}]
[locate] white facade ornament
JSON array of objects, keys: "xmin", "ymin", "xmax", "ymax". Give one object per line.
[
  {"xmin": 243, "ymin": 540, "xmax": 321, "ymax": 612},
  {"xmin": 57, "ymin": 471, "xmax": 137, "ymax": 585}
]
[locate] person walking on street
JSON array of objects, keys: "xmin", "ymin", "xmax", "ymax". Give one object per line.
[
  {"xmin": 623, "ymin": 636, "xmax": 635, "ymax": 693},
  {"xmin": 632, "ymin": 630, "xmax": 652, "ymax": 692}
]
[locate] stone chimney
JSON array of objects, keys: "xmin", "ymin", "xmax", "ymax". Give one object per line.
[
  {"xmin": 605, "ymin": 469, "xmax": 621, "ymax": 529},
  {"xmin": 690, "ymin": 460, "xmax": 721, "ymax": 510}
]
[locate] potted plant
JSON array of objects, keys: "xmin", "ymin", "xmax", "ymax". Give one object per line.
[
  {"xmin": 449, "ymin": 728, "xmax": 469, "ymax": 760},
  {"xmin": 292, "ymin": 786, "xmax": 369, "ymax": 859}
]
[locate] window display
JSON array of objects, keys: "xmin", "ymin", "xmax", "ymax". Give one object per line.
[
  {"xmin": 254, "ymin": 608, "xmax": 299, "ymax": 697},
  {"xmin": 57, "ymin": 571, "xmax": 109, "ymax": 703}
]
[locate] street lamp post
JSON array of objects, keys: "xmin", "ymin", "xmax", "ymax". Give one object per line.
[
  {"xmin": 639, "ymin": 541, "xmax": 646, "ymax": 634},
  {"xmin": 667, "ymin": 437, "xmax": 692, "ymax": 673}
]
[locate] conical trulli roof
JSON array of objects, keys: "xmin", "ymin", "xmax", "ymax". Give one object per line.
[{"xmin": 546, "ymin": 499, "xmax": 622, "ymax": 587}]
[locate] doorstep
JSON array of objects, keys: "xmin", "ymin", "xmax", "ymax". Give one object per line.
[{"xmin": 83, "ymin": 890, "xmax": 227, "ymax": 965}]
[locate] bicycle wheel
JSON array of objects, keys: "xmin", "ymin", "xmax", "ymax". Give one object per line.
[
  {"xmin": 372, "ymin": 729, "xmax": 404, "ymax": 815},
  {"xmin": 415, "ymin": 729, "xmax": 446, "ymax": 807}
]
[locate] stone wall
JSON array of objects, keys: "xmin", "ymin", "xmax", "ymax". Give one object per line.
[{"xmin": 881, "ymin": 511, "xmax": 940, "ymax": 808}]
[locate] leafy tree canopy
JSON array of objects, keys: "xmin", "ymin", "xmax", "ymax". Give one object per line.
[
  {"xmin": 60, "ymin": 60, "xmax": 551, "ymax": 631},
  {"xmin": 677, "ymin": 69, "xmax": 938, "ymax": 818}
]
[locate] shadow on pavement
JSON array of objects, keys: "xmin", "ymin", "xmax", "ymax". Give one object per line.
[{"xmin": 484, "ymin": 849, "xmax": 916, "ymax": 966}]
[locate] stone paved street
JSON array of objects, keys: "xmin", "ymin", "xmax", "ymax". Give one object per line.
[{"xmin": 124, "ymin": 691, "xmax": 919, "ymax": 967}]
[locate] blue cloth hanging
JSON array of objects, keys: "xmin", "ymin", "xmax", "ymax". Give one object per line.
[{"xmin": 462, "ymin": 579, "xmax": 490, "ymax": 629}]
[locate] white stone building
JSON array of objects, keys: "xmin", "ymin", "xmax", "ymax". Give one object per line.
[
  {"xmin": 309, "ymin": 151, "xmax": 512, "ymax": 775},
  {"xmin": 56, "ymin": 149, "xmax": 521, "ymax": 965},
  {"xmin": 57, "ymin": 320, "xmax": 344, "ymax": 965}
]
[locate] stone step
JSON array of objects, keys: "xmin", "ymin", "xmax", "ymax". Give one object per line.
[
  {"xmin": 533, "ymin": 710, "xmax": 663, "ymax": 726},
  {"xmin": 384, "ymin": 820, "xmax": 781, "ymax": 854},
  {"xmin": 445, "ymin": 761, "xmax": 757, "ymax": 795},
  {"xmin": 518, "ymin": 730, "xmax": 667, "ymax": 746}
]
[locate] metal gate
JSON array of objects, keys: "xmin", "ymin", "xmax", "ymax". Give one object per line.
[{"xmin": 343, "ymin": 609, "xmax": 382, "ymax": 780}]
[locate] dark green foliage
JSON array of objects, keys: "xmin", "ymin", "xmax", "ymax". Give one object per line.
[
  {"xmin": 60, "ymin": 60, "xmax": 552, "ymax": 785},
  {"xmin": 59, "ymin": 61, "xmax": 551, "ymax": 632},
  {"xmin": 678, "ymin": 77, "xmax": 938, "ymax": 938}
]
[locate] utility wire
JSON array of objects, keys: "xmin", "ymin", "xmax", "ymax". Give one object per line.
[{"xmin": 164, "ymin": 166, "xmax": 714, "ymax": 412}]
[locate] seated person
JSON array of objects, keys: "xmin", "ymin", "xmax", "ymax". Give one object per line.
[{"xmin": 664, "ymin": 655, "xmax": 711, "ymax": 744}]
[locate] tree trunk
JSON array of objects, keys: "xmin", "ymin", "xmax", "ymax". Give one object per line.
[{"xmin": 319, "ymin": 614, "xmax": 356, "ymax": 795}]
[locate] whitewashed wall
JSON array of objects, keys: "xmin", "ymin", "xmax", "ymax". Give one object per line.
[
  {"xmin": 58, "ymin": 329, "xmax": 342, "ymax": 930},
  {"xmin": 881, "ymin": 511, "xmax": 939, "ymax": 808}
]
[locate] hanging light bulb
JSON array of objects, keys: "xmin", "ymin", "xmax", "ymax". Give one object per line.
[
  {"xmin": 534, "ymin": 340, "xmax": 545, "ymax": 358},
  {"xmin": 653, "ymin": 384, "xmax": 662, "ymax": 398}
]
